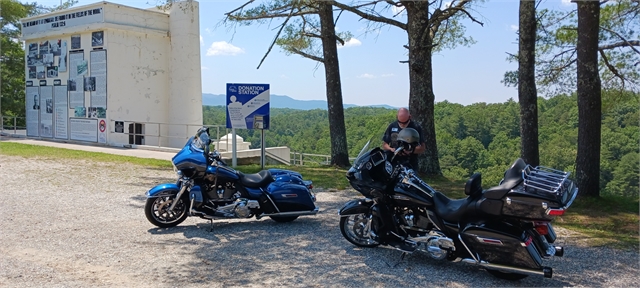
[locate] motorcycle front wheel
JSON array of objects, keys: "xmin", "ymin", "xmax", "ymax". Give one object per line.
[
  {"xmin": 339, "ymin": 213, "xmax": 380, "ymax": 248},
  {"xmin": 145, "ymin": 195, "xmax": 189, "ymax": 228}
]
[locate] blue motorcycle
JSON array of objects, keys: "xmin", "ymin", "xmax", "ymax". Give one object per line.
[{"xmin": 144, "ymin": 127, "xmax": 318, "ymax": 228}]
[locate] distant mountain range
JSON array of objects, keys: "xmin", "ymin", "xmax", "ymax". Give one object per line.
[{"xmin": 202, "ymin": 93, "xmax": 397, "ymax": 110}]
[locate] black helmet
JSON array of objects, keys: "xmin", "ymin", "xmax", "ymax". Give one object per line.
[
  {"xmin": 396, "ymin": 128, "xmax": 419, "ymax": 153},
  {"xmin": 397, "ymin": 128, "xmax": 419, "ymax": 145}
]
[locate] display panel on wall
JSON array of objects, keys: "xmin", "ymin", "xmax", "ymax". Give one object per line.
[
  {"xmin": 69, "ymin": 118, "xmax": 98, "ymax": 142},
  {"xmin": 54, "ymin": 82, "xmax": 69, "ymax": 139},
  {"xmin": 90, "ymin": 50, "xmax": 107, "ymax": 109},
  {"xmin": 68, "ymin": 51, "xmax": 85, "ymax": 109},
  {"xmin": 26, "ymin": 86, "xmax": 40, "ymax": 137},
  {"xmin": 39, "ymin": 86, "xmax": 54, "ymax": 138}
]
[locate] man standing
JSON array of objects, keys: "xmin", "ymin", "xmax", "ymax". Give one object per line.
[{"xmin": 382, "ymin": 108, "xmax": 426, "ymax": 170}]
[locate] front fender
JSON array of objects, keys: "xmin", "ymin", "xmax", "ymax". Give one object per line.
[
  {"xmin": 146, "ymin": 183, "xmax": 180, "ymax": 198},
  {"xmin": 339, "ymin": 199, "xmax": 373, "ymax": 216}
]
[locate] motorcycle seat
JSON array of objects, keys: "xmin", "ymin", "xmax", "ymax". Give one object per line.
[
  {"xmin": 432, "ymin": 191, "xmax": 475, "ymax": 223},
  {"xmin": 483, "ymin": 158, "xmax": 526, "ymax": 199},
  {"xmin": 238, "ymin": 170, "xmax": 274, "ymax": 188}
]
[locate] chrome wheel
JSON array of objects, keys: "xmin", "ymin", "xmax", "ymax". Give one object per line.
[
  {"xmin": 144, "ymin": 196, "xmax": 189, "ymax": 228},
  {"xmin": 339, "ymin": 213, "xmax": 380, "ymax": 248}
]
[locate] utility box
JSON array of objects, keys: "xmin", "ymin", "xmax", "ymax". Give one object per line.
[{"xmin": 20, "ymin": 0, "xmax": 203, "ymax": 148}]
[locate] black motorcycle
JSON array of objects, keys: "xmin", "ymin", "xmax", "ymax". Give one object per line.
[{"xmin": 338, "ymin": 139, "xmax": 578, "ymax": 280}]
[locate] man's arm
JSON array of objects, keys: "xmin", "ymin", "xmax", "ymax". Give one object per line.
[
  {"xmin": 382, "ymin": 124, "xmax": 395, "ymax": 152},
  {"xmin": 382, "ymin": 142, "xmax": 395, "ymax": 152},
  {"xmin": 413, "ymin": 142, "xmax": 426, "ymax": 154}
]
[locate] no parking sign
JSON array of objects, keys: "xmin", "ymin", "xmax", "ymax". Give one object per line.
[{"xmin": 98, "ymin": 119, "xmax": 106, "ymax": 143}]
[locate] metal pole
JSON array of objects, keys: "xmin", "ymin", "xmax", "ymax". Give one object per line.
[
  {"xmin": 232, "ymin": 128, "xmax": 237, "ymax": 167},
  {"xmin": 260, "ymin": 129, "xmax": 265, "ymax": 170}
]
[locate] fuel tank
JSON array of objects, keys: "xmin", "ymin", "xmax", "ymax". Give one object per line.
[
  {"xmin": 206, "ymin": 164, "xmax": 239, "ymax": 181},
  {"xmin": 392, "ymin": 185, "xmax": 434, "ymax": 207}
]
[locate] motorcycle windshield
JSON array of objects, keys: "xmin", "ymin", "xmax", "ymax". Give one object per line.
[
  {"xmin": 190, "ymin": 129, "xmax": 210, "ymax": 152},
  {"xmin": 352, "ymin": 138, "xmax": 372, "ymax": 168}
]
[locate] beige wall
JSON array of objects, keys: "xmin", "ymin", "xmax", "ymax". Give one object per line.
[{"xmin": 21, "ymin": 1, "xmax": 203, "ymax": 148}]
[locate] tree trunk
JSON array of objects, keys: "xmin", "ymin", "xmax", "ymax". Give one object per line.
[
  {"xmin": 404, "ymin": 1, "xmax": 441, "ymax": 176},
  {"xmin": 518, "ymin": 0, "xmax": 539, "ymax": 166},
  {"xmin": 576, "ymin": 1, "xmax": 601, "ymax": 197},
  {"xmin": 318, "ymin": 3, "xmax": 350, "ymax": 167}
]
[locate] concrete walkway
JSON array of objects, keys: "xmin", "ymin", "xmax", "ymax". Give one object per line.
[{"xmin": 0, "ymin": 135, "xmax": 176, "ymax": 161}]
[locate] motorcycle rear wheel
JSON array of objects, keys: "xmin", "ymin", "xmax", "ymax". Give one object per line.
[
  {"xmin": 339, "ymin": 214, "xmax": 380, "ymax": 248},
  {"xmin": 269, "ymin": 216, "xmax": 298, "ymax": 223},
  {"xmin": 486, "ymin": 269, "xmax": 529, "ymax": 281},
  {"xmin": 145, "ymin": 195, "xmax": 189, "ymax": 228}
]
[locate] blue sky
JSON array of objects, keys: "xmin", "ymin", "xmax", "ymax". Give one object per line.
[{"xmin": 35, "ymin": 0, "xmax": 573, "ymax": 107}]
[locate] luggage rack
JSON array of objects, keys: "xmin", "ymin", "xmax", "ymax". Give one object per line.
[{"xmin": 522, "ymin": 165, "xmax": 571, "ymax": 194}]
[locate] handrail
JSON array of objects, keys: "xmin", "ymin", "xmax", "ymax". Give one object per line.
[
  {"xmin": 3, "ymin": 115, "xmax": 357, "ymax": 167},
  {"xmin": 0, "ymin": 116, "xmax": 27, "ymax": 135},
  {"xmin": 265, "ymin": 150, "xmax": 291, "ymax": 166}
]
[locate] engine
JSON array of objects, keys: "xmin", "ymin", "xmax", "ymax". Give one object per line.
[
  {"xmin": 205, "ymin": 181, "xmax": 240, "ymax": 203},
  {"xmin": 398, "ymin": 207, "xmax": 431, "ymax": 231},
  {"xmin": 213, "ymin": 198, "xmax": 260, "ymax": 218}
]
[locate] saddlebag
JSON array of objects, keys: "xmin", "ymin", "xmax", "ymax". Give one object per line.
[
  {"xmin": 266, "ymin": 182, "xmax": 316, "ymax": 213},
  {"xmin": 461, "ymin": 222, "xmax": 543, "ymax": 269}
]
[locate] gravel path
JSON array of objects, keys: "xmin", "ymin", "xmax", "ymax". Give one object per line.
[{"xmin": 1, "ymin": 155, "xmax": 638, "ymax": 287}]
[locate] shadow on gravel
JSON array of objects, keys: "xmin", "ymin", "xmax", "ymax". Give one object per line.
[
  {"xmin": 141, "ymin": 192, "xmax": 638, "ymax": 287},
  {"xmin": 127, "ymin": 176, "xmax": 176, "ymax": 188}
]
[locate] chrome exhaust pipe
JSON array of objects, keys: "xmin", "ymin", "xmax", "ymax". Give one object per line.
[
  {"xmin": 260, "ymin": 207, "xmax": 319, "ymax": 217},
  {"xmin": 461, "ymin": 258, "xmax": 553, "ymax": 278}
]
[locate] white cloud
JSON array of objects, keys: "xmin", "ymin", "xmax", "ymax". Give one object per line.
[
  {"xmin": 205, "ymin": 28, "xmax": 212, "ymax": 34},
  {"xmin": 280, "ymin": 74, "xmax": 289, "ymax": 79},
  {"xmin": 510, "ymin": 25, "xmax": 519, "ymax": 31},
  {"xmin": 200, "ymin": 35, "xmax": 203, "ymax": 45},
  {"xmin": 338, "ymin": 38, "xmax": 362, "ymax": 49},
  {"xmin": 201, "ymin": 66, "xmax": 209, "ymax": 70},
  {"xmin": 357, "ymin": 73, "xmax": 394, "ymax": 79},
  {"xmin": 561, "ymin": 0, "xmax": 572, "ymax": 5},
  {"xmin": 391, "ymin": 5, "xmax": 406, "ymax": 16},
  {"xmin": 357, "ymin": 73, "xmax": 376, "ymax": 79},
  {"xmin": 206, "ymin": 41, "xmax": 245, "ymax": 56},
  {"xmin": 443, "ymin": 1, "xmax": 452, "ymax": 8}
]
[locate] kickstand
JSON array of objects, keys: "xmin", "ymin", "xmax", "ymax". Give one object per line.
[
  {"xmin": 208, "ymin": 219, "xmax": 214, "ymax": 232},
  {"xmin": 391, "ymin": 252, "xmax": 408, "ymax": 268}
]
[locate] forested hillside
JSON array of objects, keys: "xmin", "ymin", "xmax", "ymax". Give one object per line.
[{"xmin": 203, "ymin": 91, "xmax": 638, "ymax": 197}]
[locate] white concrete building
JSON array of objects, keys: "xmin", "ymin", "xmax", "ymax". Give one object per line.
[
  {"xmin": 20, "ymin": 0, "xmax": 203, "ymax": 148},
  {"xmin": 214, "ymin": 133, "xmax": 252, "ymax": 152}
]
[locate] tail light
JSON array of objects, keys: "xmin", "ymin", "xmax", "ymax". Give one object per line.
[
  {"xmin": 535, "ymin": 222, "xmax": 549, "ymax": 235},
  {"xmin": 546, "ymin": 208, "xmax": 565, "ymax": 216}
]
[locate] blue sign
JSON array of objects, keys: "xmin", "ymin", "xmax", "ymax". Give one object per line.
[{"xmin": 226, "ymin": 83, "xmax": 270, "ymax": 129}]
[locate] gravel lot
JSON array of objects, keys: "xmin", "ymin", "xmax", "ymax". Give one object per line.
[{"xmin": 1, "ymin": 155, "xmax": 638, "ymax": 287}]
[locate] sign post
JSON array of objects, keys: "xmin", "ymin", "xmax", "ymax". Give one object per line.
[
  {"xmin": 254, "ymin": 115, "xmax": 266, "ymax": 169},
  {"xmin": 226, "ymin": 83, "xmax": 270, "ymax": 168}
]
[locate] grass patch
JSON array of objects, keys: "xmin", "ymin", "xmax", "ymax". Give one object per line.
[
  {"xmin": 2, "ymin": 141, "xmax": 637, "ymax": 249},
  {"xmin": 0, "ymin": 142, "xmax": 173, "ymax": 168},
  {"xmin": 554, "ymin": 195, "xmax": 639, "ymax": 249}
]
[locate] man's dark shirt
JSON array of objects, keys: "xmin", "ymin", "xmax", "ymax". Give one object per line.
[{"xmin": 382, "ymin": 120, "xmax": 425, "ymax": 170}]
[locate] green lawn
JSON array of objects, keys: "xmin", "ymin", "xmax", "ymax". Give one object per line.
[{"xmin": 1, "ymin": 141, "xmax": 637, "ymax": 249}]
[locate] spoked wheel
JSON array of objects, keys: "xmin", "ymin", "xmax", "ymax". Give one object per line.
[
  {"xmin": 486, "ymin": 269, "xmax": 529, "ymax": 281},
  {"xmin": 339, "ymin": 213, "xmax": 380, "ymax": 248},
  {"xmin": 145, "ymin": 195, "xmax": 189, "ymax": 228}
]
